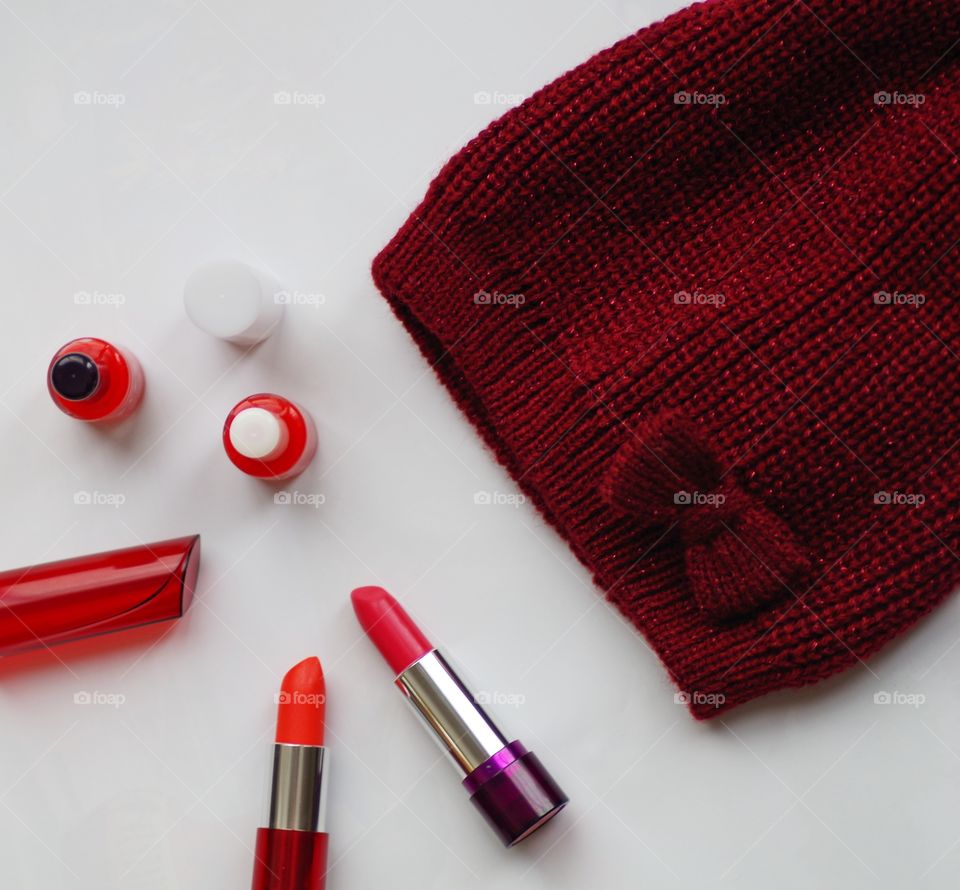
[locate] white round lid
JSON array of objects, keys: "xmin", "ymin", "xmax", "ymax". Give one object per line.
[
  {"xmin": 228, "ymin": 407, "xmax": 284, "ymax": 459},
  {"xmin": 183, "ymin": 262, "xmax": 281, "ymax": 344}
]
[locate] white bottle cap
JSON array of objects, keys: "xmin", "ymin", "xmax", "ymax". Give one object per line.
[
  {"xmin": 228, "ymin": 407, "xmax": 285, "ymax": 459},
  {"xmin": 183, "ymin": 261, "xmax": 284, "ymax": 345}
]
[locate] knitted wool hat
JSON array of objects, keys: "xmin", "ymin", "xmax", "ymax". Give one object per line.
[{"xmin": 372, "ymin": 0, "xmax": 960, "ymax": 718}]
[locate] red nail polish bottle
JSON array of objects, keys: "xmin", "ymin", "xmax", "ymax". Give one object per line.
[
  {"xmin": 223, "ymin": 393, "xmax": 317, "ymax": 480},
  {"xmin": 47, "ymin": 337, "xmax": 145, "ymax": 422}
]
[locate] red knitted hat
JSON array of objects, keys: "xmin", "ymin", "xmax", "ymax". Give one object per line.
[{"xmin": 372, "ymin": 0, "xmax": 960, "ymax": 718}]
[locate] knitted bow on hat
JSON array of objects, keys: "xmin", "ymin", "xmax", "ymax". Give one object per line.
[{"xmin": 600, "ymin": 412, "xmax": 809, "ymax": 623}]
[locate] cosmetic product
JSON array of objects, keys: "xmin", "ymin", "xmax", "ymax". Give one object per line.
[
  {"xmin": 351, "ymin": 585, "xmax": 568, "ymax": 846},
  {"xmin": 184, "ymin": 261, "xmax": 284, "ymax": 345},
  {"xmin": 223, "ymin": 393, "xmax": 317, "ymax": 480},
  {"xmin": 252, "ymin": 657, "xmax": 329, "ymax": 890},
  {"xmin": 0, "ymin": 535, "xmax": 200, "ymax": 656},
  {"xmin": 47, "ymin": 337, "xmax": 145, "ymax": 422}
]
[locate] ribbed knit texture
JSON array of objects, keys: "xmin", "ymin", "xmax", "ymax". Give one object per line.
[{"xmin": 372, "ymin": 0, "xmax": 960, "ymax": 717}]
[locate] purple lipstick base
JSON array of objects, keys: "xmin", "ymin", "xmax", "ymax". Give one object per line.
[{"xmin": 463, "ymin": 740, "xmax": 568, "ymax": 846}]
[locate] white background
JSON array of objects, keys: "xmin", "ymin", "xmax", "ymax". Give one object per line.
[{"xmin": 2, "ymin": 1, "xmax": 960, "ymax": 888}]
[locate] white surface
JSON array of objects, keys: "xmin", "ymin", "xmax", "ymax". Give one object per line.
[
  {"xmin": 1, "ymin": 2, "xmax": 959, "ymax": 889},
  {"xmin": 183, "ymin": 260, "xmax": 284, "ymax": 345},
  {"xmin": 228, "ymin": 406, "xmax": 284, "ymax": 459}
]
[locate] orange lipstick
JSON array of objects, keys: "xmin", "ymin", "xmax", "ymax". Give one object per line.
[
  {"xmin": 275, "ymin": 656, "xmax": 325, "ymax": 746},
  {"xmin": 251, "ymin": 657, "xmax": 329, "ymax": 890}
]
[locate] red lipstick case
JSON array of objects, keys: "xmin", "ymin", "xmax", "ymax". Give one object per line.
[
  {"xmin": 252, "ymin": 830, "xmax": 328, "ymax": 890},
  {"xmin": 0, "ymin": 535, "xmax": 200, "ymax": 656}
]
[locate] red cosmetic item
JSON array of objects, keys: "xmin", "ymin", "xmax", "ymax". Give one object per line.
[
  {"xmin": 351, "ymin": 584, "xmax": 431, "ymax": 674},
  {"xmin": 0, "ymin": 535, "xmax": 200, "ymax": 656},
  {"xmin": 275, "ymin": 654, "xmax": 326, "ymax": 747},
  {"xmin": 223, "ymin": 393, "xmax": 317, "ymax": 481},
  {"xmin": 47, "ymin": 337, "xmax": 145, "ymax": 422},
  {"xmin": 252, "ymin": 657, "xmax": 329, "ymax": 890},
  {"xmin": 351, "ymin": 586, "xmax": 568, "ymax": 846}
]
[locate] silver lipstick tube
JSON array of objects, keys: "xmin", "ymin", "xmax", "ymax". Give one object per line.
[
  {"xmin": 265, "ymin": 743, "xmax": 329, "ymax": 832},
  {"xmin": 395, "ymin": 649, "xmax": 507, "ymax": 774},
  {"xmin": 394, "ymin": 648, "xmax": 568, "ymax": 846}
]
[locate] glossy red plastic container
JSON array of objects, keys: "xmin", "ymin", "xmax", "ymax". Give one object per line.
[
  {"xmin": 223, "ymin": 393, "xmax": 317, "ymax": 480},
  {"xmin": 47, "ymin": 337, "xmax": 145, "ymax": 422},
  {"xmin": 0, "ymin": 535, "xmax": 200, "ymax": 655},
  {"xmin": 252, "ymin": 828, "xmax": 327, "ymax": 890}
]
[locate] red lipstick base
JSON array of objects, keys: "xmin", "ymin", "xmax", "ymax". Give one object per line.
[{"xmin": 252, "ymin": 829, "xmax": 328, "ymax": 890}]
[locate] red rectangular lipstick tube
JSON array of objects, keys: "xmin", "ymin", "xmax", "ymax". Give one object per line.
[{"xmin": 0, "ymin": 535, "xmax": 200, "ymax": 655}]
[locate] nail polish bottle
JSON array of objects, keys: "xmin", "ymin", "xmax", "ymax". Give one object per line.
[
  {"xmin": 223, "ymin": 393, "xmax": 317, "ymax": 480},
  {"xmin": 47, "ymin": 337, "xmax": 145, "ymax": 422}
]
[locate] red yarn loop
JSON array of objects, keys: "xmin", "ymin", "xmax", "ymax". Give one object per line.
[{"xmin": 601, "ymin": 411, "xmax": 809, "ymax": 622}]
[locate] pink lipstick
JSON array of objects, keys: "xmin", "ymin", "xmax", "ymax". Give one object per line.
[{"xmin": 351, "ymin": 585, "xmax": 568, "ymax": 846}]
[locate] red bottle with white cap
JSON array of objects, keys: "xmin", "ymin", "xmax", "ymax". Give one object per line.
[{"xmin": 223, "ymin": 393, "xmax": 317, "ymax": 480}]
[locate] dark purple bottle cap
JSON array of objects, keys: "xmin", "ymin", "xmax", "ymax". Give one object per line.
[
  {"xmin": 50, "ymin": 352, "xmax": 100, "ymax": 400},
  {"xmin": 463, "ymin": 740, "xmax": 568, "ymax": 846}
]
